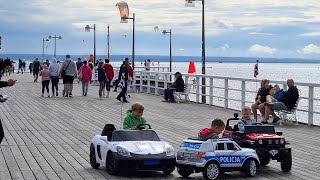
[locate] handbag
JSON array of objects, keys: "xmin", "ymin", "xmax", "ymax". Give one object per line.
[
  {"xmin": 78, "ymin": 69, "xmax": 83, "ymax": 80},
  {"xmin": 61, "ymin": 60, "xmax": 71, "ymax": 77}
]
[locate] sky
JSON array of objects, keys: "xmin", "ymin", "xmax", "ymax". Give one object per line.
[{"xmin": 1, "ymin": 0, "xmax": 320, "ymax": 59}]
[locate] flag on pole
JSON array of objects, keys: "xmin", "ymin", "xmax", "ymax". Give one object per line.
[{"xmin": 254, "ymin": 60, "xmax": 259, "ymax": 78}]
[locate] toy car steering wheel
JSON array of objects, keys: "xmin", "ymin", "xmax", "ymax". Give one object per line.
[{"xmin": 136, "ymin": 124, "xmax": 152, "ymax": 130}]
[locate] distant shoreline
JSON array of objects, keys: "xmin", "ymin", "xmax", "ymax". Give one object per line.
[{"xmin": 1, "ymin": 53, "xmax": 320, "ymax": 63}]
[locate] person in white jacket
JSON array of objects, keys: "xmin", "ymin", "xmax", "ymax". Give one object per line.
[{"xmin": 49, "ymin": 58, "xmax": 60, "ymax": 97}]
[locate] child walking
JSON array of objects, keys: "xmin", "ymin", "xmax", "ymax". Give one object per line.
[
  {"xmin": 97, "ymin": 61, "xmax": 106, "ymax": 99},
  {"xmin": 39, "ymin": 64, "xmax": 50, "ymax": 97}
]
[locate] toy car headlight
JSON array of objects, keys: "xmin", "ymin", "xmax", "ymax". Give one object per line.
[
  {"xmin": 280, "ymin": 139, "xmax": 285, "ymax": 144},
  {"xmin": 258, "ymin": 139, "xmax": 263, "ymax": 145},
  {"xmin": 116, "ymin": 146, "xmax": 131, "ymax": 157},
  {"xmin": 165, "ymin": 145, "xmax": 175, "ymax": 156}
]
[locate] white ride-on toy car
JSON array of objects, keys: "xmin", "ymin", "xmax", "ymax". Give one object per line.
[
  {"xmin": 176, "ymin": 138, "xmax": 260, "ymax": 180},
  {"xmin": 90, "ymin": 124, "xmax": 176, "ymax": 175}
]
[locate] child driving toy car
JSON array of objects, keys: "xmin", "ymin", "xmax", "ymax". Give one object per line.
[
  {"xmin": 123, "ymin": 102, "xmax": 146, "ymax": 130},
  {"xmin": 238, "ymin": 106, "xmax": 256, "ymax": 133},
  {"xmin": 198, "ymin": 119, "xmax": 225, "ymax": 141}
]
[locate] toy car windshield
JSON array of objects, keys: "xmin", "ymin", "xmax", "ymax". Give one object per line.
[
  {"xmin": 244, "ymin": 125, "xmax": 276, "ymax": 135},
  {"xmin": 112, "ymin": 130, "xmax": 161, "ymax": 141}
]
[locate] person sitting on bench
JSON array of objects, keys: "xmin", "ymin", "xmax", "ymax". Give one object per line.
[{"xmin": 162, "ymin": 72, "xmax": 184, "ymax": 103}]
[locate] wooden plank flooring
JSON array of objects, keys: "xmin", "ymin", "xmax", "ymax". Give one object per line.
[{"xmin": 0, "ymin": 73, "xmax": 319, "ymax": 180}]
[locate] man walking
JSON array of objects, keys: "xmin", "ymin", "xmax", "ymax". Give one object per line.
[
  {"xmin": 59, "ymin": 55, "xmax": 77, "ymax": 97},
  {"xmin": 116, "ymin": 58, "xmax": 129, "ymax": 103}
]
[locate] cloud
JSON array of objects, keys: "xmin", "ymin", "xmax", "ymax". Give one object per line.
[
  {"xmin": 299, "ymin": 44, "xmax": 320, "ymax": 54},
  {"xmin": 299, "ymin": 32, "xmax": 320, "ymax": 37},
  {"xmin": 218, "ymin": 44, "xmax": 230, "ymax": 51},
  {"xmin": 249, "ymin": 44, "xmax": 277, "ymax": 54},
  {"xmin": 179, "ymin": 48, "xmax": 185, "ymax": 51},
  {"xmin": 249, "ymin": 32, "xmax": 274, "ymax": 35}
]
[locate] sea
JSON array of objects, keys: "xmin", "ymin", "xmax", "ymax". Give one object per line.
[{"xmin": 2, "ymin": 54, "xmax": 320, "ymax": 125}]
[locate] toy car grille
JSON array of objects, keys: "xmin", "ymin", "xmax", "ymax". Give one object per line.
[{"xmin": 130, "ymin": 152, "xmax": 166, "ymax": 159}]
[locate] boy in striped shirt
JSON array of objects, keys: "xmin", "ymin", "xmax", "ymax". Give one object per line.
[{"xmin": 238, "ymin": 106, "xmax": 256, "ymax": 133}]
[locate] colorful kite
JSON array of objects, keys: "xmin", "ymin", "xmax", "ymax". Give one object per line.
[
  {"xmin": 116, "ymin": 1, "xmax": 129, "ymax": 23},
  {"xmin": 122, "ymin": 34, "xmax": 128, "ymax": 38}
]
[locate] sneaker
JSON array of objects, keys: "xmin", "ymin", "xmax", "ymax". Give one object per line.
[
  {"xmin": 99, "ymin": 96, "xmax": 102, "ymax": 100},
  {"xmin": 69, "ymin": 94, "xmax": 73, "ymax": 98},
  {"xmin": 113, "ymin": 89, "xmax": 117, "ymax": 92},
  {"xmin": 64, "ymin": 94, "xmax": 69, "ymax": 97},
  {"xmin": 116, "ymin": 97, "xmax": 122, "ymax": 102},
  {"xmin": 56, "ymin": 92, "xmax": 58, "ymax": 96},
  {"xmin": 123, "ymin": 100, "xmax": 130, "ymax": 103},
  {"xmin": 273, "ymin": 116, "xmax": 281, "ymax": 123},
  {"xmin": 261, "ymin": 121, "xmax": 268, "ymax": 124},
  {"xmin": 162, "ymin": 100, "xmax": 169, "ymax": 102}
]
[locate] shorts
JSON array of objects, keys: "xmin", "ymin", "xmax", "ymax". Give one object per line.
[
  {"xmin": 270, "ymin": 102, "xmax": 289, "ymax": 111},
  {"xmin": 63, "ymin": 75, "xmax": 74, "ymax": 84}
]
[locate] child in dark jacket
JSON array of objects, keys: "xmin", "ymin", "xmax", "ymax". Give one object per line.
[{"xmin": 98, "ymin": 61, "xmax": 106, "ymax": 99}]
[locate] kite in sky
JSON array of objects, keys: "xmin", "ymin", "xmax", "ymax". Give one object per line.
[
  {"xmin": 116, "ymin": 1, "xmax": 129, "ymax": 23},
  {"xmin": 154, "ymin": 26, "xmax": 159, "ymax": 32}
]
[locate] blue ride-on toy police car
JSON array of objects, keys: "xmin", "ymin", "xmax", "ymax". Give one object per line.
[{"xmin": 176, "ymin": 138, "xmax": 260, "ymax": 180}]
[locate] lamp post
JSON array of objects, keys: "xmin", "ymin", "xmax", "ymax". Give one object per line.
[
  {"xmin": 121, "ymin": 13, "xmax": 135, "ymax": 70},
  {"xmin": 42, "ymin": 38, "xmax": 49, "ymax": 60},
  {"xmin": 48, "ymin": 35, "xmax": 62, "ymax": 58},
  {"xmin": 85, "ymin": 24, "xmax": 96, "ymax": 65},
  {"xmin": 107, "ymin": 24, "xmax": 110, "ymax": 60},
  {"xmin": 162, "ymin": 29, "xmax": 172, "ymax": 73},
  {"xmin": 185, "ymin": 0, "xmax": 206, "ymax": 103}
]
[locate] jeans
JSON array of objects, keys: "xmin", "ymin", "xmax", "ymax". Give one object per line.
[
  {"xmin": 117, "ymin": 81, "xmax": 128, "ymax": 101},
  {"xmin": 99, "ymin": 82, "xmax": 105, "ymax": 96},
  {"xmin": 50, "ymin": 76, "xmax": 59, "ymax": 94},
  {"xmin": 164, "ymin": 88, "xmax": 176, "ymax": 101},
  {"xmin": 82, "ymin": 82, "xmax": 89, "ymax": 95},
  {"xmin": 105, "ymin": 80, "xmax": 111, "ymax": 92}
]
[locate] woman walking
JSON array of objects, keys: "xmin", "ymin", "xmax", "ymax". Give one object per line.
[
  {"xmin": 98, "ymin": 61, "xmax": 106, "ymax": 99},
  {"xmin": 78, "ymin": 60, "xmax": 92, "ymax": 96},
  {"xmin": 49, "ymin": 58, "xmax": 60, "ymax": 97},
  {"xmin": 104, "ymin": 59, "xmax": 114, "ymax": 98}
]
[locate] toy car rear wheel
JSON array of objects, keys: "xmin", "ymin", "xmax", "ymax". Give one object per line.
[
  {"xmin": 106, "ymin": 152, "xmax": 119, "ymax": 175},
  {"xmin": 243, "ymin": 159, "xmax": 257, "ymax": 177},
  {"xmin": 90, "ymin": 144, "xmax": 100, "ymax": 169},
  {"xmin": 203, "ymin": 161, "xmax": 220, "ymax": 180},
  {"xmin": 260, "ymin": 157, "xmax": 270, "ymax": 166},
  {"xmin": 177, "ymin": 168, "xmax": 193, "ymax": 177},
  {"xmin": 163, "ymin": 167, "xmax": 175, "ymax": 175},
  {"xmin": 281, "ymin": 152, "xmax": 292, "ymax": 172}
]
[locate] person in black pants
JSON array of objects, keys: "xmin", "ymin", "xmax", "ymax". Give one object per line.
[
  {"xmin": 163, "ymin": 72, "xmax": 185, "ymax": 103},
  {"xmin": 116, "ymin": 58, "xmax": 129, "ymax": 103}
]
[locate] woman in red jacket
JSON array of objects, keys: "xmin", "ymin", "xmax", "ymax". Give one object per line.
[
  {"xmin": 79, "ymin": 60, "xmax": 92, "ymax": 96},
  {"xmin": 104, "ymin": 59, "xmax": 114, "ymax": 98}
]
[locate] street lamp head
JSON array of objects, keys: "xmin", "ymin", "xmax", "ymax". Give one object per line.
[
  {"xmin": 48, "ymin": 36, "xmax": 52, "ymax": 39},
  {"xmin": 45, "ymin": 39, "xmax": 49, "ymax": 41},
  {"xmin": 58, "ymin": 36, "xmax": 62, "ymax": 39},
  {"xmin": 120, "ymin": 14, "xmax": 128, "ymax": 23},
  {"xmin": 85, "ymin": 25, "xmax": 91, "ymax": 32}
]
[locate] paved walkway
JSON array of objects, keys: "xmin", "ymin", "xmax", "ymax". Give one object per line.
[{"xmin": 0, "ymin": 73, "xmax": 319, "ymax": 180}]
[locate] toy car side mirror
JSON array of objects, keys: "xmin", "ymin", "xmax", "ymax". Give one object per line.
[
  {"xmin": 100, "ymin": 136, "xmax": 109, "ymax": 143},
  {"xmin": 276, "ymin": 131, "xmax": 283, "ymax": 136},
  {"xmin": 234, "ymin": 113, "xmax": 239, "ymax": 118}
]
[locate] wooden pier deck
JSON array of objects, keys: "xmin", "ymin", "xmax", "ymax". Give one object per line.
[{"xmin": 0, "ymin": 73, "xmax": 319, "ymax": 180}]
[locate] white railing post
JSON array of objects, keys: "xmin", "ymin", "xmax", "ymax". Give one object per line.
[
  {"xmin": 155, "ymin": 74, "xmax": 159, "ymax": 96},
  {"xmin": 210, "ymin": 78, "xmax": 213, "ymax": 106},
  {"xmin": 164, "ymin": 74, "xmax": 168, "ymax": 89},
  {"xmin": 140, "ymin": 71, "xmax": 143, "ymax": 93},
  {"xmin": 308, "ymin": 86, "xmax": 314, "ymax": 125},
  {"xmin": 196, "ymin": 77, "xmax": 200, "ymax": 103},
  {"xmin": 132, "ymin": 71, "xmax": 136, "ymax": 92},
  {"xmin": 224, "ymin": 79, "xmax": 229, "ymax": 109},
  {"xmin": 241, "ymin": 81, "xmax": 246, "ymax": 108},
  {"xmin": 147, "ymin": 72, "xmax": 151, "ymax": 94}
]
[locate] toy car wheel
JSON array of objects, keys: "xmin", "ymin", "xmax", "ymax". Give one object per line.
[
  {"xmin": 203, "ymin": 161, "xmax": 220, "ymax": 180},
  {"xmin": 243, "ymin": 159, "xmax": 257, "ymax": 177},
  {"xmin": 260, "ymin": 157, "xmax": 270, "ymax": 166},
  {"xmin": 177, "ymin": 168, "xmax": 193, "ymax": 177},
  {"xmin": 281, "ymin": 152, "xmax": 292, "ymax": 172},
  {"xmin": 163, "ymin": 166, "xmax": 175, "ymax": 175},
  {"xmin": 90, "ymin": 144, "xmax": 100, "ymax": 169},
  {"xmin": 106, "ymin": 152, "xmax": 119, "ymax": 175}
]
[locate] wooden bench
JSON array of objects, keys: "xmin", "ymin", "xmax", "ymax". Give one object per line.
[
  {"xmin": 277, "ymin": 98, "xmax": 300, "ymax": 126},
  {"xmin": 173, "ymin": 84, "xmax": 191, "ymax": 103}
]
